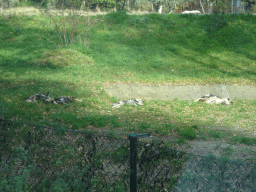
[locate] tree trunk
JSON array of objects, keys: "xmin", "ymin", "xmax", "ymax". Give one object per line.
[
  {"xmin": 200, "ymin": 0, "xmax": 205, "ymax": 13},
  {"xmin": 207, "ymin": 0, "xmax": 212, "ymax": 13},
  {"xmin": 151, "ymin": 2, "xmax": 154, "ymax": 12},
  {"xmin": 122, "ymin": 0, "xmax": 126, "ymax": 10},
  {"xmin": 158, "ymin": 4, "xmax": 162, "ymax": 13},
  {"xmin": 1, "ymin": 0, "xmax": 4, "ymax": 15},
  {"xmin": 126, "ymin": 0, "xmax": 130, "ymax": 11},
  {"xmin": 80, "ymin": 0, "xmax": 86, "ymax": 11},
  {"xmin": 168, "ymin": 3, "xmax": 173, "ymax": 13}
]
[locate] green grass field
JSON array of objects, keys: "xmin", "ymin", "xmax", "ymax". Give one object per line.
[{"xmin": 1, "ymin": 11, "xmax": 256, "ymax": 145}]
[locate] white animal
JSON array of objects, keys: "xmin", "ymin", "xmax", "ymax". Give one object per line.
[
  {"xmin": 195, "ymin": 94, "xmax": 233, "ymax": 105},
  {"xmin": 182, "ymin": 10, "xmax": 201, "ymax": 14},
  {"xmin": 112, "ymin": 99, "xmax": 144, "ymax": 108}
]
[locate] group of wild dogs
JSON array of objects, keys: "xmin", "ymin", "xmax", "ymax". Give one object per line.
[
  {"xmin": 26, "ymin": 92, "xmax": 82, "ymax": 105},
  {"xmin": 26, "ymin": 93, "xmax": 233, "ymax": 108}
]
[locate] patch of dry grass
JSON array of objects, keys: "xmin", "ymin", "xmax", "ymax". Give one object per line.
[
  {"xmin": 34, "ymin": 49, "xmax": 94, "ymax": 67},
  {"xmin": 1, "ymin": 7, "xmax": 108, "ymax": 16}
]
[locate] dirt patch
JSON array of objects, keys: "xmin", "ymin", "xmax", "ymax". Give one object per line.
[
  {"xmin": 1, "ymin": 7, "xmax": 41, "ymax": 16},
  {"xmin": 1, "ymin": 7, "xmax": 108, "ymax": 16},
  {"xmin": 188, "ymin": 140, "xmax": 256, "ymax": 161},
  {"xmin": 104, "ymin": 83, "xmax": 256, "ymax": 100}
]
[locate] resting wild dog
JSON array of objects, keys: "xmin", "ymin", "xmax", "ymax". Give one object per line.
[
  {"xmin": 26, "ymin": 93, "xmax": 82, "ymax": 104},
  {"xmin": 112, "ymin": 99, "xmax": 144, "ymax": 108},
  {"xmin": 195, "ymin": 94, "xmax": 233, "ymax": 105},
  {"xmin": 51, "ymin": 96, "xmax": 83, "ymax": 104},
  {"xmin": 26, "ymin": 92, "xmax": 51, "ymax": 102}
]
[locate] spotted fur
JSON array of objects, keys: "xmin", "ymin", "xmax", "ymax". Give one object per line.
[
  {"xmin": 112, "ymin": 99, "xmax": 144, "ymax": 108},
  {"xmin": 195, "ymin": 94, "xmax": 233, "ymax": 105},
  {"xmin": 51, "ymin": 96, "xmax": 82, "ymax": 104},
  {"xmin": 26, "ymin": 93, "xmax": 82, "ymax": 104},
  {"xmin": 26, "ymin": 92, "xmax": 50, "ymax": 102}
]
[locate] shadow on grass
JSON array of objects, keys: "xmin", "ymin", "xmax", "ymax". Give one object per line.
[
  {"xmin": 0, "ymin": 77, "xmax": 123, "ymax": 131},
  {"xmin": 0, "ymin": 15, "xmax": 61, "ymax": 75}
]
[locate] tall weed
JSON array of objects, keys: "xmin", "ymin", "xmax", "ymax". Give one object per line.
[{"xmin": 40, "ymin": 1, "xmax": 99, "ymax": 47}]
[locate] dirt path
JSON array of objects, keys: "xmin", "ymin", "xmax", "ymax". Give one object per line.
[
  {"xmin": 104, "ymin": 84, "xmax": 256, "ymax": 100},
  {"xmin": 1, "ymin": 7, "xmax": 108, "ymax": 16}
]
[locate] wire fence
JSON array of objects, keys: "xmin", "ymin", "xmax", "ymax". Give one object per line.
[
  {"xmin": 174, "ymin": 154, "xmax": 256, "ymax": 191},
  {"xmin": 0, "ymin": 115, "xmax": 256, "ymax": 191}
]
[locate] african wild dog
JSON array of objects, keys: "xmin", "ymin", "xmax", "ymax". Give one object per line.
[
  {"xmin": 26, "ymin": 92, "xmax": 51, "ymax": 102},
  {"xmin": 26, "ymin": 93, "xmax": 82, "ymax": 104},
  {"xmin": 195, "ymin": 94, "xmax": 233, "ymax": 105},
  {"xmin": 112, "ymin": 99, "xmax": 144, "ymax": 108},
  {"xmin": 51, "ymin": 96, "xmax": 82, "ymax": 104}
]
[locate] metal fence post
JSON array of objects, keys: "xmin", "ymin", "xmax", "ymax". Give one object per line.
[
  {"xmin": 129, "ymin": 133, "xmax": 150, "ymax": 192},
  {"xmin": 129, "ymin": 134, "xmax": 138, "ymax": 192}
]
